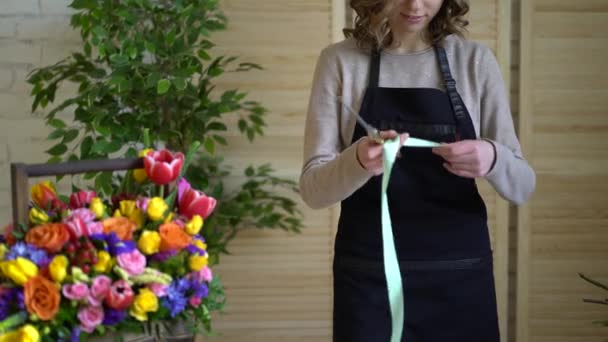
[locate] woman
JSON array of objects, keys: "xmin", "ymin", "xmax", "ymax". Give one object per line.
[{"xmin": 299, "ymin": 0, "xmax": 535, "ymax": 341}]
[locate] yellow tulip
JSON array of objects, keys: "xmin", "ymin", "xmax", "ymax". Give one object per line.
[
  {"xmin": 89, "ymin": 197, "xmax": 106, "ymax": 219},
  {"xmin": 0, "ymin": 244, "xmax": 7, "ymax": 261},
  {"xmin": 0, "ymin": 257, "xmax": 39, "ymax": 286},
  {"xmin": 137, "ymin": 231, "xmax": 161, "ymax": 255},
  {"xmin": 20, "ymin": 325, "xmax": 40, "ymax": 342},
  {"xmin": 28, "ymin": 207, "xmax": 49, "ymax": 225},
  {"xmin": 193, "ymin": 239, "xmax": 207, "ymax": 251},
  {"xmin": 49, "ymin": 255, "xmax": 68, "ymax": 283},
  {"xmin": 93, "ymin": 251, "xmax": 113, "ymax": 273},
  {"xmin": 146, "ymin": 197, "xmax": 167, "ymax": 221},
  {"xmin": 184, "ymin": 215, "xmax": 203, "ymax": 235}
]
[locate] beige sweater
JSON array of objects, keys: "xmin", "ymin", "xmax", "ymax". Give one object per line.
[{"xmin": 299, "ymin": 35, "xmax": 535, "ymax": 209}]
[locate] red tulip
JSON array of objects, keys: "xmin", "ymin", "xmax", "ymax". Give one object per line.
[
  {"xmin": 143, "ymin": 150, "xmax": 184, "ymax": 185},
  {"xmin": 104, "ymin": 280, "xmax": 134, "ymax": 310},
  {"xmin": 70, "ymin": 191, "xmax": 97, "ymax": 209},
  {"xmin": 179, "ymin": 188, "xmax": 217, "ymax": 220}
]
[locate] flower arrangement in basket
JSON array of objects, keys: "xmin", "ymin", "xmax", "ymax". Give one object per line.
[{"xmin": 0, "ymin": 142, "xmax": 225, "ymax": 341}]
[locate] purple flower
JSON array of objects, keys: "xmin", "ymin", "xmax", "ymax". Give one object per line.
[
  {"xmin": 0, "ymin": 288, "xmax": 25, "ymax": 321},
  {"xmin": 5, "ymin": 242, "xmax": 50, "ymax": 267},
  {"xmin": 90, "ymin": 232, "xmax": 135, "ymax": 256},
  {"xmin": 190, "ymin": 281, "xmax": 209, "ymax": 299},
  {"xmin": 70, "ymin": 327, "xmax": 81, "ymax": 342},
  {"xmin": 150, "ymin": 250, "xmax": 178, "ymax": 262},
  {"xmin": 161, "ymin": 279, "xmax": 191, "ymax": 317},
  {"xmin": 102, "ymin": 308, "xmax": 127, "ymax": 325}
]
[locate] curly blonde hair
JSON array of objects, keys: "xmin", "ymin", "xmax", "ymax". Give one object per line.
[{"xmin": 344, "ymin": 0, "xmax": 470, "ymax": 50}]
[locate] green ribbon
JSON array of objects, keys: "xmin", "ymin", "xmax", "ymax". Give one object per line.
[
  {"xmin": 380, "ymin": 135, "xmax": 439, "ymax": 341},
  {"xmin": 381, "ymin": 137, "xmax": 405, "ymax": 342}
]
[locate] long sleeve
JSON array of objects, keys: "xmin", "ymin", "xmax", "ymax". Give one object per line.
[
  {"xmin": 479, "ymin": 48, "xmax": 536, "ymax": 205},
  {"xmin": 299, "ymin": 48, "xmax": 374, "ymax": 209}
]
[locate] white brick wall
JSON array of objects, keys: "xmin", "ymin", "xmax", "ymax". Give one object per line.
[{"xmin": 0, "ymin": 1, "xmax": 77, "ymax": 223}]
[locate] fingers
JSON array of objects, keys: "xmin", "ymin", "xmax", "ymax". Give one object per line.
[{"xmin": 443, "ymin": 163, "xmax": 477, "ymax": 178}]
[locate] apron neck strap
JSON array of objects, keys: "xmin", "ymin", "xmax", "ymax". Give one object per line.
[
  {"xmin": 368, "ymin": 48, "xmax": 381, "ymax": 88},
  {"xmin": 435, "ymin": 46, "xmax": 468, "ymax": 130}
]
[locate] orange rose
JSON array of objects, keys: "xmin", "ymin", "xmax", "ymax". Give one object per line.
[
  {"xmin": 102, "ymin": 217, "xmax": 136, "ymax": 241},
  {"xmin": 24, "ymin": 275, "xmax": 60, "ymax": 321},
  {"xmin": 25, "ymin": 223, "xmax": 70, "ymax": 253},
  {"xmin": 159, "ymin": 223, "xmax": 192, "ymax": 252}
]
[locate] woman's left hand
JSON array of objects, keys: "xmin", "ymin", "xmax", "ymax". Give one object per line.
[{"xmin": 431, "ymin": 140, "xmax": 496, "ymax": 178}]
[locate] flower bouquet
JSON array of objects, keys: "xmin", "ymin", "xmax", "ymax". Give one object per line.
[{"xmin": 0, "ymin": 143, "xmax": 225, "ymax": 341}]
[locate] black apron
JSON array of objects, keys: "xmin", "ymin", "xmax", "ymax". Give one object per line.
[{"xmin": 333, "ymin": 46, "xmax": 500, "ymax": 341}]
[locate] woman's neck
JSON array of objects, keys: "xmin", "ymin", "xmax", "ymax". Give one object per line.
[{"xmin": 386, "ymin": 31, "xmax": 431, "ymax": 54}]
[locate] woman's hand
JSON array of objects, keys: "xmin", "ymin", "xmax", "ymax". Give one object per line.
[
  {"xmin": 356, "ymin": 130, "xmax": 409, "ymax": 175},
  {"xmin": 431, "ymin": 139, "xmax": 496, "ymax": 178}
]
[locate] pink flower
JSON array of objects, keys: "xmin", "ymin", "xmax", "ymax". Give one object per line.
[
  {"xmin": 78, "ymin": 306, "xmax": 104, "ymax": 333},
  {"xmin": 71, "ymin": 208, "xmax": 96, "ymax": 223},
  {"xmin": 70, "ymin": 191, "xmax": 97, "ymax": 209},
  {"xmin": 199, "ymin": 266, "xmax": 213, "ymax": 282},
  {"xmin": 148, "ymin": 283, "xmax": 169, "ymax": 297},
  {"xmin": 64, "ymin": 216, "xmax": 88, "ymax": 239},
  {"xmin": 88, "ymin": 276, "xmax": 111, "ymax": 306},
  {"xmin": 86, "ymin": 221, "xmax": 103, "ymax": 236},
  {"xmin": 105, "ymin": 280, "xmax": 134, "ymax": 310},
  {"xmin": 117, "ymin": 250, "xmax": 146, "ymax": 276},
  {"xmin": 62, "ymin": 283, "xmax": 90, "ymax": 301},
  {"xmin": 178, "ymin": 188, "xmax": 217, "ymax": 220},
  {"xmin": 136, "ymin": 197, "xmax": 149, "ymax": 212},
  {"xmin": 143, "ymin": 150, "xmax": 184, "ymax": 185},
  {"xmin": 189, "ymin": 296, "xmax": 202, "ymax": 308}
]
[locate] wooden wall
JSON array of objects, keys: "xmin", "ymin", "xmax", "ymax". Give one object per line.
[{"xmin": 517, "ymin": 1, "xmax": 608, "ymax": 341}]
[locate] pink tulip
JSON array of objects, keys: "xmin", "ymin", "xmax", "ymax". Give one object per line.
[
  {"xmin": 179, "ymin": 188, "xmax": 217, "ymax": 219},
  {"xmin": 64, "ymin": 216, "xmax": 88, "ymax": 239},
  {"xmin": 143, "ymin": 150, "xmax": 184, "ymax": 185},
  {"xmin": 116, "ymin": 250, "xmax": 146, "ymax": 276},
  {"xmin": 88, "ymin": 275, "xmax": 112, "ymax": 307},
  {"xmin": 70, "ymin": 191, "xmax": 97, "ymax": 209},
  {"xmin": 148, "ymin": 283, "xmax": 169, "ymax": 297},
  {"xmin": 189, "ymin": 296, "xmax": 202, "ymax": 308}
]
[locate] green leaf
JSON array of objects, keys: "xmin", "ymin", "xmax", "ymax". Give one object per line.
[
  {"xmin": 165, "ymin": 27, "xmax": 177, "ymax": 46},
  {"xmin": 207, "ymin": 122, "xmax": 227, "ymax": 131},
  {"xmin": 62, "ymin": 129, "xmax": 79, "ymax": 144},
  {"xmin": 47, "ymin": 129, "xmax": 65, "ymax": 140},
  {"xmin": 198, "ymin": 49, "xmax": 211, "ymax": 60},
  {"xmin": 80, "ymin": 136, "xmax": 94, "ymax": 158},
  {"xmin": 92, "ymin": 26, "xmax": 108, "ymax": 38},
  {"xmin": 173, "ymin": 77, "xmax": 187, "ymax": 91},
  {"xmin": 208, "ymin": 67, "xmax": 223, "ymax": 77},
  {"xmin": 145, "ymin": 41, "xmax": 156, "ymax": 53},
  {"xmin": 146, "ymin": 72, "xmax": 161, "ymax": 88},
  {"xmin": 204, "ymin": 137, "xmax": 215, "ymax": 155},
  {"xmin": 213, "ymin": 135, "xmax": 227, "ymax": 145},
  {"xmin": 48, "ymin": 118, "xmax": 66, "ymax": 129},
  {"xmin": 46, "ymin": 143, "xmax": 67, "ymax": 156},
  {"xmin": 95, "ymin": 172, "xmax": 113, "ymax": 195},
  {"xmin": 157, "ymin": 79, "xmax": 171, "ymax": 94}
]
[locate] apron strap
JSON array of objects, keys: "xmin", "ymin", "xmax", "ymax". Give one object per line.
[
  {"xmin": 435, "ymin": 45, "xmax": 478, "ymax": 139},
  {"xmin": 369, "ymin": 48, "xmax": 381, "ymax": 88}
]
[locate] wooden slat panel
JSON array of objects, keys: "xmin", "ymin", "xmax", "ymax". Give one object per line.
[{"xmin": 518, "ymin": 1, "xmax": 608, "ymax": 341}]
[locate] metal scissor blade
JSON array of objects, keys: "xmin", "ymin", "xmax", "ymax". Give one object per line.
[{"xmin": 338, "ymin": 98, "xmax": 383, "ymax": 142}]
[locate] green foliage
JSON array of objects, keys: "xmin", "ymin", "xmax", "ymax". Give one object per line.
[
  {"xmin": 28, "ymin": 0, "xmax": 302, "ymax": 262},
  {"xmin": 579, "ymin": 273, "xmax": 608, "ymax": 329}
]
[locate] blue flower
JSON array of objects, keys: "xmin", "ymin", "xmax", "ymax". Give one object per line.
[
  {"xmin": 90, "ymin": 232, "xmax": 135, "ymax": 256},
  {"xmin": 103, "ymin": 308, "xmax": 127, "ymax": 325},
  {"xmin": 5, "ymin": 242, "xmax": 50, "ymax": 267}
]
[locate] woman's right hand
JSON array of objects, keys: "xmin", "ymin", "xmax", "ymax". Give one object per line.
[{"xmin": 356, "ymin": 130, "xmax": 408, "ymax": 175}]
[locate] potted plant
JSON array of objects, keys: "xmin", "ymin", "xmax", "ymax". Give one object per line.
[{"xmin": 27, "ymin": 0, "xmax": 302, "ymax": 263}]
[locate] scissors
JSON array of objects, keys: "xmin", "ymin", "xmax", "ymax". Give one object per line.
[
  {"xmin": 339, "ymin": 99, "xmax": 385, "ymax": 144},
  {"xmin": 338, "ymin": 98, "xmax": 441, "ymax": 148}
]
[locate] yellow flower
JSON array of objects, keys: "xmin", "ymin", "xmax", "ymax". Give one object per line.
[
  {"xmin": 113, "ymin": 209, "xmax": 122, "ymax": 217},
  {"xmin": 0, "ymin": 244, "xmax": 7, "ymax": 261},
  {"xmin": 94, "ymin": 251, "xmax": 113, "ymax": 273},
  {"xmin": 137, "ymin": 231, "xmax": 161, "ymax": 255},
  {"xmin": 117, "ymin": 201, "xmax": 144, "ymax": 229},
  {"xmin": 0, "ymin": 257, "xmax": 39, "ymax": 286},
  {"xmin": 146, "ymin": 197, "xmax": 167, "ymax": 221},
  {"xmin": 120, "ymin": 200, "xmax": 136, "ymax": 216},
  {"xmin": 163, "ymin": 212, "xmax": 174, "ymax": 224},
  {"xmin": 28, "ymin": 208, "xmax": 49, "ymax": 225},
  {"xmin": 189, "ymin": 254, "xmax": 208, "ymax": 272},
  {"xmin": 0, "ymin": 324, "xmax": 39, "ymax": 342},
  {"xmin": 89, "ymin": 197, "xmax": 106, "ymax": 219},
  {"xmin": 133, "ymin": 149, "xmax": 153, "ymax": 183},
  {"xmin": 49, "ymin": 255, "xmax": 68, "ymax": 283},
  {"xmin": 184, "ymin": 215, "xmax": 203, "ymax": 235},
  {"xmin": 129, "ymin": 288, "xmax": 158, "ymax": 321},
  {"xmin": 193, "ymin": 239, "xmax": 207, "ymax": 251}
]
